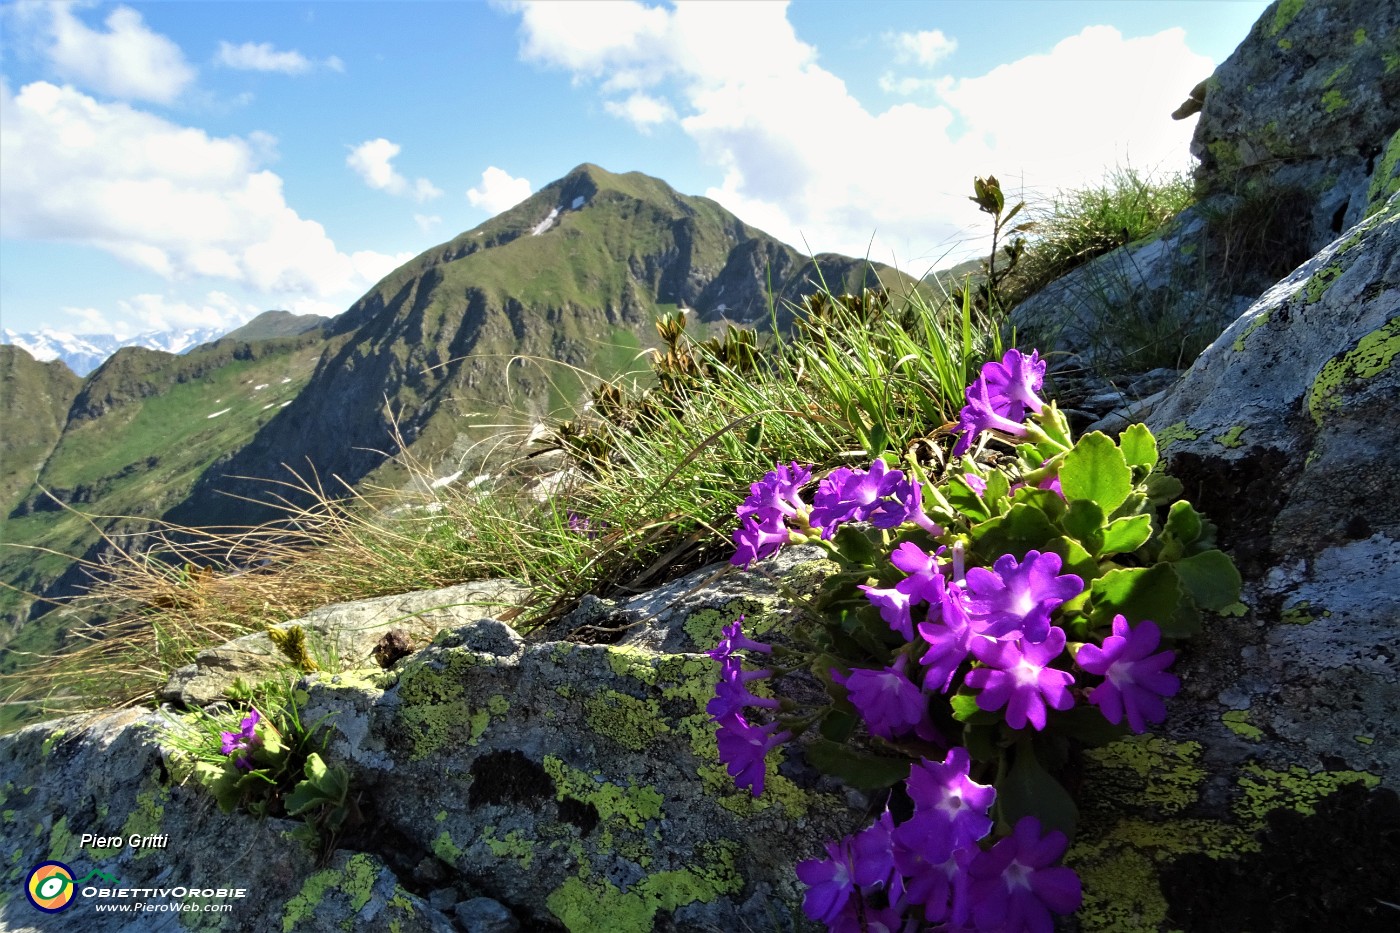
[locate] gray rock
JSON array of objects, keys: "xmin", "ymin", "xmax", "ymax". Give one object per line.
[
  {"xmin": 454, "ymin": 897, "xmax": 519, "ymax": 933},
  {"xmin": 163, "ymin": 580, "xmax": 530, "ymax": 706}
]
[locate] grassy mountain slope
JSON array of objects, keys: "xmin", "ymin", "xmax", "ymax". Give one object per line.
[
  {"xmin": 206, "ymin": 310, "xmax": 328, "ymax": 346},
  {"xmin": 171, "ymin": 163, "xmax": 909, "ymax": 526},
  {"xmin": 0, "ymin": 347, "xmax": 81, "ymax": 518},
  {"xmin": 0, "ymin": 333, "xmax": 328, "ymax": 634}
]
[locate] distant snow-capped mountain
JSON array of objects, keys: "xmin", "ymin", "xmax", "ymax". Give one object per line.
[{"xmin": 1, "ymin": 327, "xmax": 228, "ymax": 376}]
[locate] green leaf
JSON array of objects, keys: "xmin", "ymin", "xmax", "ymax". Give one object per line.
[
  {"xmin": 950, "ymin": 692, "xmax": 1000, "ymax": 725},
  {"xmin": 1143, "ymin": 471, "xmax": 1185, "ymax": 506},
  {"xmin": 1049, "ymin": 707, "xmax": 1130, "ymax": 747},
  {"xmin": 982, "ymin": 469, "xmax": 1012, "ymax": 508},
  {"xmin": 819, "ymin": 709, "xmax": 857, "ymax": 743},
  {"xmin": 302, "ymin": 752, "xmax": 328, "ymax": 784},
  {"xmin": 285, "ymin": 781, "xmax": 329, "ymax": 817},
  {"xmin": 1059, "ymin": 432, "xmax": 1132, "ymax": 512},
  {"xmin": 1119, "ymin": 424, "xmax": 1159, "ymax": 475},
  {"xmin": 1101, "ymin": 514, "xmax": 1153, "ymax": 555},
  {"xmin": 1061, "ymin": 500, "xmax": 1105, "ymax": 555},
  {"xmin": 1172, "ymin": 549, "xmax": 1242, "ymax": 612},
  {"xmin": 962, "ymin": 723, "xmax": 1001, "ymax": 762},
  {"xmin": 1090, "ymin": 563, "xmax": 1183, "ymax": 629},
  {"xmin": 1161, "ymin": 601, "xmax": 1203, "ymax": 638},
  {"xmin": 829, "ymin": 524, "xmax": 881, "ymax": 567},
  {"xmin": 944, "ymin": 475, "xmax": 991, "ymax": 523},
  {"xmin": 970, "ymin": 503, "xmax": 1058, "ymax": 557},
  {"xmin": 804, "ymin": 739, "xmax": 912, "ymax": 790},
  {"xmin": 996, "ymin": 741, "xmax": 1078, "ymax": 838},
  {"xmin": 866, "ymin": 422, "xmax": 890, "ymax": 459},
  {"xmin": 1164, "ymin": 501, "xmax": 1203, "ymax": 546},
  {"xmin": 1041, "ymin": 536, "xmax": 1099, "ymax": 583}
]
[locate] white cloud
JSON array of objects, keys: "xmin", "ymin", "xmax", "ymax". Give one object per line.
[
  {"xmin": 346, "ymin": 138, "xmax": 443, "ymax": 202},
  {"xmin": 507, "ymin": 2, "xmax": 1212, "ymax": 271},
  {"xmin": 890, "ymin": 29, "xmax": 957, "ymax": 67},
  {"xmin": 466, "ymin": 166, "xmax": 533, "ymax": 214},
  {"xmin": 216, "ymin": 41, "xmax": 308, "ymax": 74},
  {"xmin": 414, "ymin": 213, "xmax": 443, "ymax": 233},
  {"xmin": 604, "ymin": 91, "xmax": 675, "ymax": 131},
  {"xmin": 1, "ymin": 80, "xmax": 411, "ymax": 309},
  {"xmin": 45, "ymin": 3, "xmax": 196, "ymax": 104},
  {"xmin": 60, "ymin": 290, "xmax": 259, "ymax": 338}
]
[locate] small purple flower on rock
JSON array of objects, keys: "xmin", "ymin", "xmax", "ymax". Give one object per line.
[
  {"xmin": 738, "ymin": 461, "xmax": 813, "ymax": 522},
  {"xmin": 731, "ymin": 514, "xmax": 792, "ymax": 567},
  {"xmin": 965, "ymin": 627, "xmax": 1076, "ymax": 730},
  {"xmin": 714, "ymin": 713, "xmax": 790, "ymax": 797},
  {"xmin": 952, "ymin": 375, "xmax": 1034, "ymax": 456},
  {"xmin": 797, "ymin": 813, "xmax": 896, "ymax": 925},
  {"xmin": 809, "ymin": 460, "xmax": 920, "ymax": 536},
  {"xmin": 968, "ymin": 816, "xmax": 1082, "ymax": 933},
  {"xmin": 220, "ymin": 707, "xmax": 261, "ymax": 771},
  {"xmin": 1075, "ymin": 616, "xmax": 1180, "ymax": 733},
  {"xmin": 706, "ymin": 616, "xmax": 773, "ymax": 661}
]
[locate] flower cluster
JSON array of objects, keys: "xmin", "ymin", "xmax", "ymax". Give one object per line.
[
  {"xmin": 798, "ymin": 748, "xmax": 1081, "ymax": 932},
  {"xmin": 708, "ymin": 347, "xmax": 1225, "ymax": 932},
  {"xmin": 731, "ymin": 460, "xmax": 942, "ymax": 568},
  {"xmin": 220, "ymin": 708, "xmax": 262, "ymax": 771}
]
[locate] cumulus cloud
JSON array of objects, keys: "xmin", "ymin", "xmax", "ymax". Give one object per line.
[
  {"xmin": 466, "ymin": 166, "xmax": 533, "ymax": 214},
  {"xmin": 604, "ymin": 91, "xmax": 675, "ymax": 131},
  {"xmin": 0, "ymin": 80, "xmax": 411, "ymax": 306},
  {"xmin": 505, "ymin": 1, "xmax": 1212, "ymax": 270},
  {"xmin": 62, "ymin": 290, "xmax": 260, "ymax": 337},
  {"xmin": 346, "ymin": 138, "xmax": 444, "ymax": 202},
  {"xmin": 215, "ymin": 41, "xmax": 315, "ymax": 74},
  {"xmin": 42, "ymin": 2, "xmax": 197, "ymax": 103},
  {"xmin": 414, "ymin": 213, "xmax": 444, "ymax": 233},
  {"xmin": 890, "ymin": 29, "xmax": 957, "ymax": 67}
]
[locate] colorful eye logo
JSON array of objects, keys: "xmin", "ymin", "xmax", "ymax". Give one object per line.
[{"xmin": 25, "ymin": 861, "xmax": 76, "ymax": 913}]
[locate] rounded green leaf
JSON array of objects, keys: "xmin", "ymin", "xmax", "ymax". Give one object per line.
[{"xmin": 1059, "ymin": 432, "xmax": 1133, "ymax": 513}]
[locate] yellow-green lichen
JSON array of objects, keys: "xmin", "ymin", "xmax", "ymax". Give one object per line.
[
  {"xmin": 1280, "ymin": 600, "xmax": 1319, "ymax": 625},
  {"xmin": 395, "ymin": 650, "xmax": 501, "ymax": 759},
  {"xmin": 1268, "ymin": 0, "xmax": 1305, "ymax": 36},
  {"xmin": 542, "ymin": 756, "xmax": 663, "ymax": 831},
  {"xmin": 482, "ymin": 827, "xmax": 535, "ymax": 869},
  {"xmin": 583, "ymin": 691, "xmax": 671, "ymax": 752},
  {"xmin": 121, "ymin": 782, "xmax": 168, "ymax": 862},
  {"xmin": 1222, "ymin": 710, "xmax": 1263, "ymax": 741},
  {"xmin": 40, "ymin": 728, "xmax": 67, "ymax": 756},
  {"xmin": 1231, "ymin": 309, "xmax": 1272, "ymax": 351},
  {"xmin": 1321, "ymin": 89, "xmax": 1349, "ymax": 113},
  {"xmin": 434, "ymin": 810, "xmax": 447, "ymax": 823},
  {"xmin": 1214, "ymin": 425, "xmax": 1246, "ymax": 449},
  {"xmin": 282, "ymin": 853, "xmax": 379, "ymax": 932},
  {"xmin": 697, "ymin": 758, "xmax": 826, "ymax": 822},
  {"xmin": 1354, "ymin": 27, "xmax": 1368, "ymax": 45},
  {"xmin": 1084, "ymin": 736, "xmax": 1206, "ymax": 815},
  {"xmin": 1356, "ymin": 734, "xmax": 1375, "ymax": 745},
  {"xmin": 682, "ymin": 603, "xmax": 761, "ymax": 650},
  {"xmin": 1234, "ymin": 764, "xmax": 1380, "ymax": 830},
  {"xmin": 432, "ymin": 830, "xmax": 462, "ymax": 863},
  {"xmin": 1154, "ymin": 421, "xmax": 1200, "ymax": 450},
  {"xmin": 1307, "ymin": 318, "xmax": 1400, "ymax": 426},
  {"xmin": 604, "ymin": 645, "xmax": 661, "ymax": 685},
  {"xmin": 1069, "ymin": 816, "xmax": 1258, "ymax": 932},
  {"xmin": 1366, "ymin": 129, "xmax": 1400, "ymax": 216},
  {"xmin": 47, "ymin": 816, "xmax": 73, "ymax": 861},
  {"xmin": 545, "ymin": 840, "xmax": 741, "ymax": 933},
  {"xmin": 1277, "ymin": 38, "xmax": 1293, "ymax": 51},
  {"xmin": 1303, "ymin": 263, "xmax": 1344, "ymax": 303}
]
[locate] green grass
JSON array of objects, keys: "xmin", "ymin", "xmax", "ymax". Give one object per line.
[{"xmin": 3, "ymin": 277, "xmax": 1006, "ymax": 725}]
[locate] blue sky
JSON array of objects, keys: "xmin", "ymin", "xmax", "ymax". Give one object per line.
[{"xmin": 0, "ymin": 0, "xmax": 1271, "ymax": 337}]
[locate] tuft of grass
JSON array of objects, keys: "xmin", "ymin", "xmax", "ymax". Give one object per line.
[
  {"xmin": 3, "ymin": 277, "xmax": 1007, "ymax": 724},
  {"xmin": 1005, "ymin": 166, "xmax": 1195, "ymax": 310}
]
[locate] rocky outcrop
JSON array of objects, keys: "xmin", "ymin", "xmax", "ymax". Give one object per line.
[{"xmin": 1012, "ymin": 0, "xmax": 1400, "ymax": 373}]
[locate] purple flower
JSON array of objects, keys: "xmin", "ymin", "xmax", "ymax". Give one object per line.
[
  {"xmin": 963, "ymin": 551, "xmax": 1084, "ymax": 643},
  {"xmin": 952, "ymin": 373, "xmax": 1034, "ymax": 457},
  {"xmin": 917, "ymin": 580, "xmax": 980, "ymax": 694},
  {"xmin": 827, "ymin": 901, "xmax": 904, "ymax": 933},
  {"xmin": 833, "ymin": 656, "xmax": 928, "ymax": 740},
  {"xmin": 731, "ymin": 513, "xmax": 792, "ymax": 567},
  {"xmin": 566, "ymin": 511, "xmax": 604, "ymax": 539},
  {"xmin": 964, "ymin": 473, "xmax": 988, "ymax": 496},
  {"xmin": 964, "ymin": 627, "xmax": 1075, "ymax": 730},
  {"xmin": 894, "ymin": 748, "xmax": 995, "ymax": 865},
  {"xmin": 738, "ymin": 461, "xmax": 812, "ymax": 522},
  {"xmin": 809, "ymin": 461, "xmax": 913, "ymax": 537},
  {"xmin": 706, "ymin": 616, "xmax": 773, "ymax": 661},
  {"xmin": 893, "ymin": 840, "xmax": 973, "ymax": 925},
  {"xmin": 706, "ymin": 667, "xmax": 781, "ymax": 719},
  {"xmin": 1075, "ymin": 616, "xmax": 1180, "ymax": 733},
  {"xmin": 797, "ymin": 814, "xmax": 897, "ymax": 925},
  {"xmin": 981, "ymin": 349, "xmax": 1047, "ymax": 422},
  {"xmin": 220, "ymin": 707, "xmax": 261, "ymax": 771},
  {"xmin": 968, "ymin": 817, "xmax": 1082, "ymax": 933},
  {"xmin": 714, "ymin": 713, "xmax": 790, "ymax": 796},
  {"xmin": 859, "ymin": 583, "xmax": 917, "ymax": 640}
]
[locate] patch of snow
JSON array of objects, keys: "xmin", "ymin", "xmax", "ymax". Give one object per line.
[
  {"xmin": 430, "ymin": 470, "xmax": 463, "ymax": 490},
  {"xmin": 571, "ymin": 196, "xmax": 585, "ymax": 210},
  {"xmin": 253, "ymin": 383, "xmax": 269, "ymax": 391},
  {"xmin": 466, "ymin": 473, "xmax": 492, "ymax": 490},
  {"xmin": 714, "ymin": 303, "xmax": 729, "ymax": 313},
  {"xmin": 280, "ymin": 377, "xmax": 292, "ymax": 384},
  {"xmin": 207, "ymin": 408, "xmax": 232, "ymax": 419},
  {"xmin": 280, "ymin": 400, "xmax": 291, "ymax": 407},
  {"xmin": 531, "ymin": 208, "xmax": 559, "ymax": 236}
]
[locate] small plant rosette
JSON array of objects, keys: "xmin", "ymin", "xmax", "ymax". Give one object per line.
[{"xmin": 710, "ymin": 347, "xmax": 1241, "ymax": 931}]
